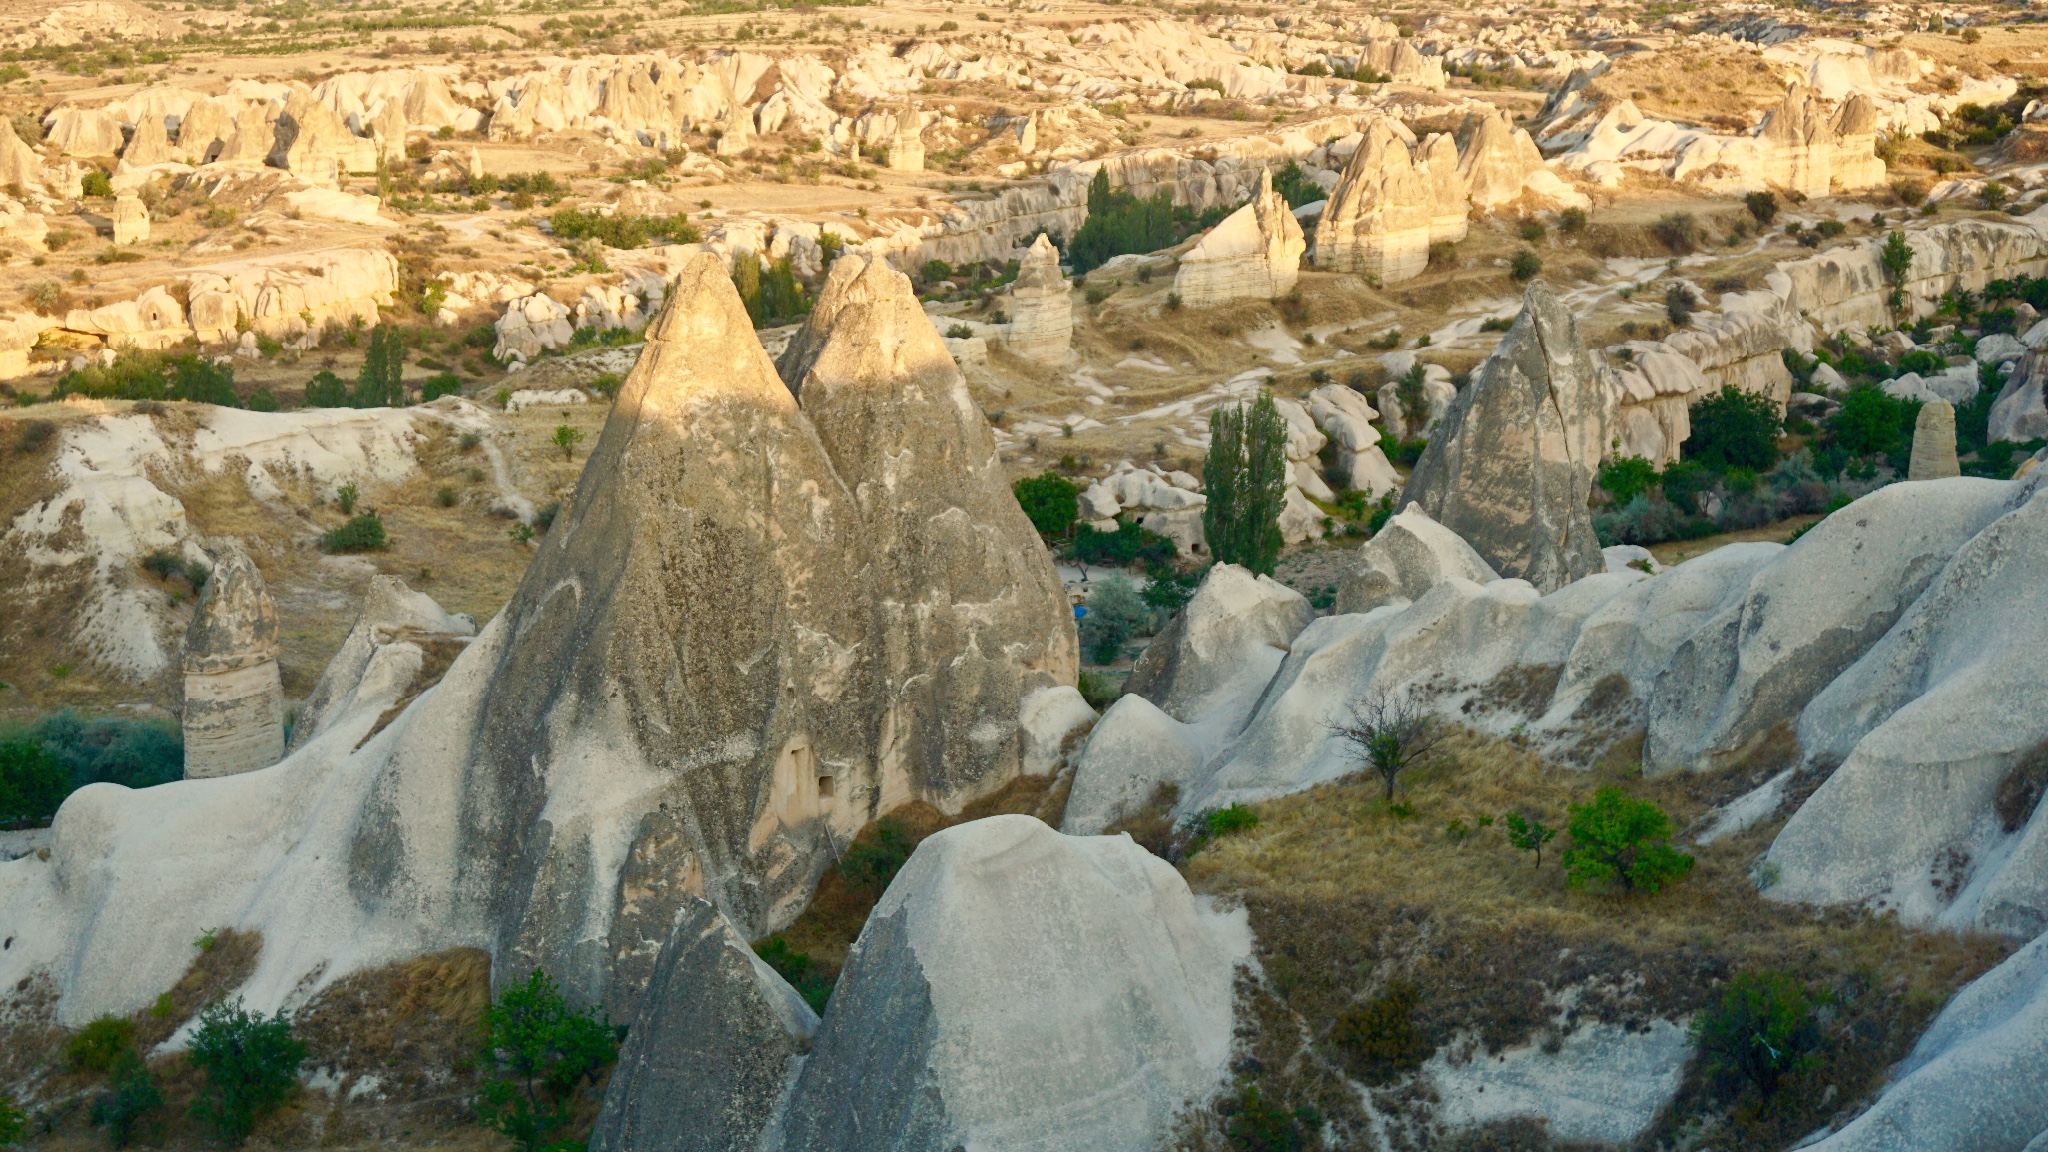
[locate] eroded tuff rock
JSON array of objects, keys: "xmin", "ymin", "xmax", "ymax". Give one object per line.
[
  {"xmin": 1313, "ymin": 119, "xmax": 1467, "ymax": 285},
  {"xmin": 1909, "ymin": 397, "xmax": 1960, "ymax": 480},
  {"xmin": 285, "ymin": 574, "xmax": 476, "ymax": 754},
  {"xmin": 590, "ymin": 898, "xmax": 817, "ymax": 1152},
  {"xmin": 1401, "ymin": 280, "xmax": 1611, "ymax": 592},
  {"xmin": 1306, "ymin": 383, "xmax": 1400, "ymax": 496},
  {"xmin": 1456, "ymin": 107, "xmax": 1545, "ymax": 209},
  {"xmin": 180, "ymin": 544, "xmax": 283, "ymax": 780},
  {"xmin": 779, "ymin": 252, "xmax": 1078, "ymax": 805},
  {"xmin": 771, "ymin": 815, "xmax": 1247, "ymax": 1152},
  {"xmin": 1992, "ymin": 350, "xmax": 2048, "ymax": 443},
  {"xmin": 1003, "ymin": 233, "xmax": 1071, "ymax": 364},
  {"xmin": 0, "ymin": 251, "xmax": 1074, "ymax": 1029},
  {"xmin": 1332, "ymin": 502, "xmax": 1499, "ymax": 616},
  {"xmin": 1171, "ymin": 167, "xmax": 1304, "ymax": 308}
]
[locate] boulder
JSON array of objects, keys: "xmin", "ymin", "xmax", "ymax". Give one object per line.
[
  {"xmin": 214, "ymin": 103, "xmax": 278, "ymax": 166},
  {"xmin": 778, "ymin": 252, "xmax": 1078, "ymax": 800},
  {"xmin": 1766, "ymin": 477, "xmax": 2048, "ymax": 935},
  {"xmin": 772, "ymin": 816, "xmax": 1247, "ymax": 1152},
  {"xmin": 1004, "ymin": 233, "xmax": 1071, "ymax": 364},
  {"xmin": 1908, "ymin": 397, "xmax": 1960, "ymax": 480},
  {"xmin": 1401, "ymin": 280, "xmax": 1612, "ymax": 593},
  {"xmin": 176, "ymin": 96, "xmax": 236, "ymax": 164},
  {"xmin": 43, "ymin": 104, "xmax": 125, "ymax": 156},
  {"xmin": 181, "ymin": 544, "xmax": 284, "ymax": 780},
  {"xmin": 1122, "ymin": 563, "xmax": 1312, "ymax": 726},
  {"xmin": 1171, "ymin": 167, "xmax": 1305, "ymax": 307},
  {"xmin": 494, "ymin": 293, "xmax": 574, "ymax": 362},
  {"xmin": 1977, "ymin": 332, "xmax": 2027, "ymax": 365},
  {"xmin": 278, "ymin": 84, "xmax": 376, "ymax": 179},
  {"xmin": 1991, "ymin": 350, "xmax": 2048, "ymax": 443},
  {"xmin": 589, "ymin": 898, "xmax": 818, "ymax": 1152},
  {"xmin": 1333, "ymin": 502, "xmax": 1499, "ymax": 615},
  {"xmin": 1644, "ymin": 479, "xmax": 2015, "ymax": 773},
  {"xmin": 1060, "ymin": 695, "xmax": 1208, "ymax": 835},
  {"xmin": 1306, "ymin": 383, "xmax": 1400, "ymax": 494}
]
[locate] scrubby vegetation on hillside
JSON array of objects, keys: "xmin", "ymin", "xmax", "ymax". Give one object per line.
[{"xmin": 0, "ymin": 711, "xmax": 182, "ymax": 827}]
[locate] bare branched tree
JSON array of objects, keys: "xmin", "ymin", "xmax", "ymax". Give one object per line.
[{"xmin": 1330, "ymin": 691, "xmax": 1442, "ymax": 803}]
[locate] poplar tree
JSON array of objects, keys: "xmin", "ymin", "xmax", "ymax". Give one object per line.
[{"xmin": 1203, "ymin": 390, "xmax": 1288, "ymax": 574}]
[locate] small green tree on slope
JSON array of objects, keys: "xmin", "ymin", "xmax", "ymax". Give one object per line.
[
  {"xmin": 1203, "ymin": 390, "xmax": 1288, "ymax": 576},
  {"xmin": 476, "ymin": 970, "xmax": 618, "ymax": 1152},
  {"xmin": 1561, "ymin": 787, "xmax": 1694, "ymax": 895}
]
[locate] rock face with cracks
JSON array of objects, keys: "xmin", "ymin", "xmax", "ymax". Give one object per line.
[
  {"xmin": 180, "ymin": 543, "xmax": 283, "ymax": 780},
  {"xmin": 1333, "ymin": 502, "xmax": 1499, "ymax": 616},
  {"xmin": 1171, "ymin": 167, "xmax": 1305, "ymax": 308},
  {"xmin": 0, "ymin": 251, "xmax": 1073, "ymax": 1030},
  {"xmin": 769, "ymin": 815, "xmax": 1248, "ymax": 1152},
  {"xmin": 590, "ymin": 897, "xmax": 818, "ymax": 1152},
  {"xmin": 1401, "ymin": 280, "xmax": 1612, "ymax": 593}
]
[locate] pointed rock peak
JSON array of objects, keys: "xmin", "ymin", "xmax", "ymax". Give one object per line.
[
  {"xmin": 184, "ymin": 543, "xmax": 279, "ymax": 674},
  {"xmin": 1024, "ymin": 232, "xmax": 1059, "ymax": 266},
  {"xmin": 630, "ymin": 250, "xmax": 796, "ymax": 415},
  {"xmin": 781, "ymin": 252, "xmax": 956, "ymax": 403},
  {"xmin": 1257, "ymin": 165, "xmax": 1275, "ymax": 199}
]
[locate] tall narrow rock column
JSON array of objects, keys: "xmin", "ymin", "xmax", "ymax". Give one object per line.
[
  {"xmin": 1004, "ymin": 233, "xmax": 1072, "ymax": 365},
  {"xmin": 1908, "ymin": 398, "xmax": 1960, "ymax": 480},
  {"xmin": 181, "ymin": 544, "xmax": 285, "ymax": 779}
]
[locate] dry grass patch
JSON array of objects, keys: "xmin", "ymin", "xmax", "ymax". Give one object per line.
[{"xmin": 1175, "ymin": 729, "xmax": 2011, "ymax": 1151}]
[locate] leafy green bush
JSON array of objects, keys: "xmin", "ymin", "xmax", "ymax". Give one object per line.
[
  {"xmin": 1141, "ymin": 563, "xmax": 1207, "ymax": 616},
  {"xmin": 753, "ymin": 936, "xmax": 832, "ymax": 1014},
  {"xmin": 1204, "ymin": 391, "xmax": 1288, "ymax": 575},
  {"xmin": 168, "ymin": 356, "xmax": 239, "ymax": 406},
  {"xmin": 0, "ymin": 1091, "xmax": 23, "ymax": 1148},
  {"xmin": 246, "ymin": 385, "xmax": 278, "ymax": 412},
  {"xmin": 1744, "ymin": 191, "xmax": 1778, "ymax": 225},
  {"xmin": 0, "ymin": 738, "xmax": 68, "ymax": 826},
  {"xmin": 1503, "ymin": 812, "xmax": 1556, "ymax": 867},
  {"xmin": 302, "ymin": 369, "xmax": 350, "ymax": 408},
  {"xmin": 1012, "ymin": 471, "xmax": 1079, "ymax": 539},
  {"xmin": 420, "ymin": 372, "xmax": 463, "ymax": 402},
  {"xmin": 1331, "ymin": 980, "xmax": 1430, "ymax": 1084},
  {"xmin": 1068, "ymin": 169, "xmax": 1179, "ymax": 274},
  {"xmin": 1268, "ymin": 160, "xmax": 1324, "ymax": 209},
  {"xmin": 1, "ymin": 711, "xmax": 182, "ymax": 796},
  {"xmin": 1508, "ymin": 248, "xmax": 1541, "ymax": 281},
  {"xmin": 1827, "ymin": 384, "xmax": 1920, "ymax": 461},
  {"xmin": 1561, "ymin": 787, "xmax": 1693, "ymax": 894},
  {"xmin": 1687, "ymin": 385, "xmax": 1782, "ymax": 472},
  {"xmin": 81, "ymin": 168, "xmax": 113, "ymax": 198},
  {"xmin": 838, "ymin": 816, "xmax": 916, "ymax": 899},
  {"xmin": 548, "ymin": 208, "xmax": 702, "ymax": 249},
  {"xmin": 1077, "ymin": 574, "xmax": 1148, "ymax": 664},
  {"xmin": 1220, "ymin": 1084, "xmax": 1319, "ymax": 1152},
  {"xmin": 1205, "ymin": 804, "xmax": 1258, "ymax": 836},
  {"xmin": 1594, "ymin": 492, "xmax": 1716, "ymax": 547},
  {"xmin": 321, "ymin": 512, "xmax": 388, "ymax": 553},
  {"xmin": 476, "ymin": 971, "xmax": 618, "ymax": 1152},
  {"xmin": 1691, "ymin": 971, "xmax": 1820, "ymax": 1096},
  {"xmin": 92, "ymin": 1050, "xmax": 162, "ymax": 1147},
  {"xmin": 186, "ymin": 999, "xmax": 307, "ymax": 1145},
  {"xmin": 1896, "ymin": 348, "xmax": 1944, "ymax": 376},
  {"xmin": 68, "ymin": 1015, "xmax": 135, "ymax": 1072},
  {"xmin": 1597, "ymin": 455, "xmax": 1660, "ymax": 507},
  {"xmin": 1070, "ymin": 520, "xmax": 1175, "ymax": 568},
  {"xmin": 1657, "ymin": 458, "xmax": 1716, "ymax": 514}
]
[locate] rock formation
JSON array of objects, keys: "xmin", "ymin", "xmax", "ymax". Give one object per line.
[
  {"xmin": 1456, "ymin": 108, "xmax": 1545, "ymax": 209},
  {"xmin": 771, "ymin": 816, "xmax": 1247, "ymax": 1152},
  {"xmin": 1333, "ymin": 503, "xmax": 1499, "ymax": 615},
  {"xmin": 1003, "ymin": 233, "xmax": 1072, "ymax": 364},
  {"xmin": 278, "ymin": 85, "xmax": 376, "ymax": 183},
  {"xmin": 110, "ymin": 193, "xmax": 148, "ymax": 245},
  {"xmin": 1991, "ymin": 351, "xmax": 2048, "ymax": 443},
  {"xmin": 1375, "ymin": 355, "xmax": 1458, "ymax": 444},
  {"xmin": 1305, "ymin": 383, "xmax": 1399, "ymax": 495},
  {"xmin": 0, "ymin": 119, "xmax": 44, "ymax": 189},
  {"xmin": 777, "ymin": 252, "xmax": 1079, "ymax": 803},
  {"xmin": 1401, "ymin": 280, "xmax": 1611, "ymax": 592},
  {"xmin": 494, "ymin": 293, "xmax": 574, "ymax": 363},
  {"xmin": 285, "ymin": 575, "xmax": 476, "ymax": 754},
  {"xmin": 176, "ymin": 96, "xmax": 236, "ymax": 164},
  {"xmin": 183, "ymin": 247, "xmax": 399, "ymax": 343},
  {"xmin": 1313, "ymin": 119, "xmax": 1468, "ymax": 285},
  {"xmin": 590, "ymin": 898, "xmax": 817, "ymax": 1152},
  {"xmin": 215, "ymin": 103, "xmax": 278, "ymax": 166},
  {"xmin": 42, "ymin": 104, "xmax": 124, "ymax": 156},
  {"xmin": 180, "ymin": 545, "xmax": 283, "ymax": 780},
  {"xmin": 1171, "ymin": 167, "xmax": 1305, "ymax": 308},
  {"xmin": 1909, "ymin": 398, "xmax": 1960, "ymax": 480},
  {"xmin": 0, "ymin": 251, "xmax": 1077, "ymax": 1028},
  {"xmin": 121, "ymin": 112, "xmax": 173, "ymax": 166}
]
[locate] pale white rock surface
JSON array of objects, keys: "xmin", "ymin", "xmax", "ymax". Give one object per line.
[
  {"xmin": 1428, "ymin": 1019, "xmax": 1693, "ymax": 1147},
  {"xmin": 1332, "ymin": 502, "xmax": 1498, "ymax": 615},
  {"xmin": 1991, "ymin": 351, "xmax": 2048, "ymax": 443},
  {"xmin": 1376, "ymin": 365, "xmax": 1457, "ymax": 444},
  {"xmin": 772, "ymin": 815, "xmax": 1249, "ymax": 1152},
  {"xmin": 1306, "ymin": 383, "xmax": 1399, "ymax": 495},
  {"xmin": 1172, "ymin": 167, "xmax": 1304, "ymax": 308},
  {"xmin": 1004, "ymin": 233, "xmax": 1071, "ymax": 365},
  {"xmin": 1313, "ymin": 118, "xmax": 1466, "ymax": 285},
  {"xmin": 285, "ymin": 575, "xmax": 476, "ymax": 755},
  {"xmin": 494, "ymin": 293, "xmax": 574, "ymax": 362}
]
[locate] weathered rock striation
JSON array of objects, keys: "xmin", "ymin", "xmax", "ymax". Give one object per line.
[
  {"xmin": 1333, "ymin": 502, "xmax": 1499, "ymax": 616},
  {"xmin": 1171, "ymin": 168, "xmax": 1305, "ymax": 307},
  {"xmin": 180, "ymin": 544, "xmax": 283, "ymax": 780},
  {"xmin": 1909, "ymin": 398, "xmax": 1960, "ymax": 480},
  {"xmin": 1456, "ymin": 107, "xmax": 1545, "ymax": 209},
  {"xmin": 1003, "ymin": 233, "xmax": 1072, "ymax": 364},
  {"xmin": 1402, "ymin": 280, "xmax": 1612, "ymax": 592}
]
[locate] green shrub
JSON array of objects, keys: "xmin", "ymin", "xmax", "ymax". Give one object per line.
[
  {"xmin": 168, "ymin": 356, "xmax": 239, "ymax": 406},
  {"xmin": 476, "ymin": 971, "xmax": 618, "ymax": 1152},
  {"xmin": 81, "ymin": 168, "xmax": 113, "ymax": 198},
  {"xmin": 1012, "ymin": 471, "xmax": 1080, "ymax": 539},
  {"xmin": 1560, "ymin": 206, "xmax": 1588, "ymax": 232},
  {"xmin": 1503, "ymin": 811, "xmax": 1556, "ymax": 867},
  {"xmin": 753, "ymin": 936, "xmax": 832, "ymax": 1014},
  {"xmin": 1068, "ymin": 169, "xmax": 1178, "ymax": 274},
  {"xmin": 1508, "ymin": 248, "xmax": 1541, "ymax": 281},
  {"xmin": 335, "ymin": 481, "xmax": 359, "ymax": 514},
  {"xmin": 1597, "ymin": 455, "xmax": 1660, "ymax": 507},
  {"xmin": 0, "ymin": 738, "xmax": 69, "ymax": 826},
  {"xmin": 1665, "ymin": 282, "xmax": 1695, "ymax": 327},
  {"xmin": 1692, "ymin": 971, "xmax": 1820, "ymax": 1096},
  {"xmin": 731, "ymin": 254, "xmax": 811, "ymax": 328},
  {"xmin": 92, "ymin": 1050, "xmax": 162, "ymax": 1147},
  {"xmin": 1687, "ymin": 385, "xmax": 1782, "ymax": 472},
  {"xmin": 1268, "ymin": 160, "xmax": 1324, "ymax": 209},
  {"xmin": 1562, "ymin": 787, "xmax": 1693, "ymax": 894},
  {"xmin": 1651, "ymin": 212, "xmax": 1702, "ymax": 253},
  {"xmin": 1331, "ymin": 979, "xmax": 1430, "ymax": 1084},
  {"xmin": 1896, "ymin": 348, "xmax": 1943, "ymax": 376},
  {"xmin": 1220, "ymin": 1084, "xmax": 1319, "ymax": 1152},
  {"xmin": 354, "ymin": 325, "xmax": 406, "ymax": 407},
  {"xmin": 547, "ymin": 207, "xmax": 702, "ymax": 249},
  {"xmin": 2, "ymin": 711, "xmax": 182, "ymax": 794},
  {"xmin": 245, "ymin": 385, "xmax": 278, "ymax": 412},
  {"xmin": 1141, "ymin": 563, "xmax": 1207, "ymax": 616},
  {"xmin": 435, "ymin": 485, "xmax": 458, "ymax": 508},
  {"xmin": 550, "ymin": 424, "xmax": 584, "ymax": 461},
  {"xmin": 186, "ymin": 999, "xmax": 306, "ymax": 1145},
  {"xmin": 1078, "ymin": 574, "xmax": 1148, "ymax": 664},
  {"xmin": 68, "ymin": 1015, "xmax": 135, "ymax": 1072},
  {"xmin": 1203, "ymin": 391, "xmax": 1288, "ymax": 575},
  {"xmin": 321, "ymin": 512, "xmax": 388, "ymax": 554},
  {"xmin": 837, "ymin": 816, "xmax": 916, "ymax": 899},
  {"xmin": 302, "ymin": 370, "xmax": 349, "ymax": 408},
  {"xmin": 0, "ymin": 1092, "xmax": 23, "ymax": 1148},
  {"xmin": 1070, "ymin": 519, "xmax": 1175, "ymax": 567},
  {"xmin": 1744, "ymin": 190, "xmax": 1778, "ymax": 225},
  {"xmin": 420, "ymin": 372, "xmax": 462, "ymax": 402},
  {"xmin": 1827, "ymin": 384, "xmax": 1919, "ymax": 460},
  {"xmin": 1205, "ymin": 804, "xmax": 1258, "ymax": 836}
]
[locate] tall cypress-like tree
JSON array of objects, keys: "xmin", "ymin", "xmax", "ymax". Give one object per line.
[
  {"xmin": 1203, "ymin": 390, "xmax": 1288, "ymax": 574},
  {"xmin": 354, "ymin": 324, "xmax": 406, "ymax": 407}
]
